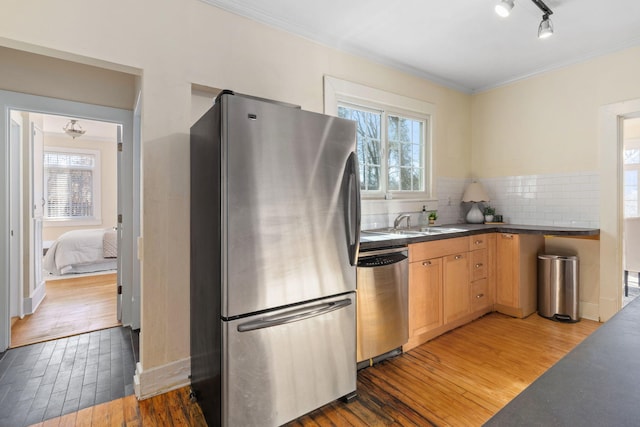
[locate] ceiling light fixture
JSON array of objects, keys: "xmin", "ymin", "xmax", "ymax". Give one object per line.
[
  {"xmin": 538, "ymin": 13, "xmax": 553, "ymax": 39},
  {"xmin": 495, "ymin": 0, "xmax": 554, "ymax": 39},
  {"xmin": 495, "ymin": 0, "xmax": 514, "ymax": 17},
  {"xmin": 63, "ymin": 119, "xmax": 86, "ymax": 139}
]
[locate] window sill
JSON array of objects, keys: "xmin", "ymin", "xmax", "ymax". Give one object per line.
[
  {"xmin": 361, "ymin": 198, "xmax": 438, "ymax": 215},
  {"xmin": 44, "ymin": 218, "xmax": 103, "ymax": 227}
]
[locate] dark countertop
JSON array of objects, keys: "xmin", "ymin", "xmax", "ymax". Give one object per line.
[
  {"xmin": 359, "ymin": 223, "xmax": 600, "ymax": 251},
  {"xmin": 484, "ymin": 298, "xmax": 640, "ymax": 427}
]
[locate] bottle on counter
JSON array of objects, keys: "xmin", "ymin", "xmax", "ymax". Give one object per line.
[{"xmin": 419, "ymin": 205, "xmax": 429, "ymax": 227}]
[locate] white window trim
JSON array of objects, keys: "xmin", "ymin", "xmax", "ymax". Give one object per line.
[
  {"xmin": 43, "ymin": 146, "xmax": 102, "ymax": 227},
  {"xmin": 324, "ymin": 75, "xmax": 435, "ymax": 200}
]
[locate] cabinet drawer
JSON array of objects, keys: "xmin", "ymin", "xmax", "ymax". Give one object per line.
[
  {"xmin": 470, "ymin": 249, "xmax": 488, "ymax": 281},
  {"xmin": 469, "ymin": 234, "xmax": 488, "ymax": 251},
  {"xmin": 471, "ymin": 278, "xmax": 490, "ymax": 311},
  {"xmin": 410, "ymin": 237, "xmax": 469, "ymax": 262}
]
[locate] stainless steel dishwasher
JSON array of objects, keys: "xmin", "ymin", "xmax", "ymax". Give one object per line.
[{"xmin": 356, "ymin": 246, "xmax": 409, "ymax": 366}]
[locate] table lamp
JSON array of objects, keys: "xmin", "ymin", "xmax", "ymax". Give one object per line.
[{"xmin": 462, "ymin": 181, "xmax": 490, "ymax": 224}]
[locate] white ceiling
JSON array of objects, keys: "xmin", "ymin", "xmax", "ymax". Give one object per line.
[{"xmin": 202, "ymin": 0, "xmax": 640, "ymax": 93}]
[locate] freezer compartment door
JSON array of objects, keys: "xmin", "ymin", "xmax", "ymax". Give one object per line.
[{"xmin": 222, "ymin": 293, "xmax": 356, "ymax": 427}]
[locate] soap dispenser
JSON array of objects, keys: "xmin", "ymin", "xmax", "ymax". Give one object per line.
[{"xmin": 419, "ymin": 205, "xmax": 429, "ymax": 227}]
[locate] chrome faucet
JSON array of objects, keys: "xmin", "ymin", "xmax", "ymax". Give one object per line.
[{"xmin": 393, "ymin": 213, "xmax": 411, "ymax": 229}]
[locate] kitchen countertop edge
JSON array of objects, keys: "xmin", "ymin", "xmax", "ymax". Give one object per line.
[{"xmin": 359, "ymin": 224, "xmax": 600, "ymax": 251}]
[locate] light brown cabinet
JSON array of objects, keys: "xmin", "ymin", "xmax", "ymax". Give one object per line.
[
  {"xmin": 408, "ymin": 257, "xmax": 442, "ymax": 338},
  {"xmin": 405, "ymin": 235, "xmax": 495, "ymax": 351},
  {"xmin": 443, "ymin": 252, "xmax": 470, "ymax": 323},
  {"xmin": 495, "ymin": 233, "xmax": 544, "ymax": 318}
]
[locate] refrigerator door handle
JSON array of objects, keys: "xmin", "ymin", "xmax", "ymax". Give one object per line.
[
  {"xmin": 346, "ymin": 152, "xmax": 361, "ymax": 266},
  {"xmin": 237, "ymin": 298, "xmax": 352, "ymax": 332}
]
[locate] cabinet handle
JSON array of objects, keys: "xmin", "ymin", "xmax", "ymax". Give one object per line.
[
  {"xmin": 422, "ymin": 261, "xmax": 431, "ymax": 266},
  {"xmin": 475, "ymin": 263, "xmax": 483, "ymax": 268},
  {"xmin": 502, "ymin": 234, "xmax": 513, "ymax": 239},
  {"xmin": 455, "ymin": 255, "xmax": 463, "ymax": 260},
  {"xmin": 476, "ymin": 293, "xmax": 485, "ymax": 299},
  {"xmin": 474, "ymin": 240, "xmax": 483, "ymax": 245}
]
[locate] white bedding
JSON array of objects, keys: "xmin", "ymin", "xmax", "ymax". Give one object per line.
[{"xmin": 43, "ymin": 228, "xmax": 117, "ymax": 275}]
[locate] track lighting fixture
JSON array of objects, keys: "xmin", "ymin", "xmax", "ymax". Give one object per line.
[
  {"xmin": 495, "ymin": 0, "xmax": 514, "ymax": 17},
  {"xmin": 495, "ymin": 0, "xmax": 555, "ymax": 39},
  {"xmin": 538, "ymin": 13, "xmax": 553, "ymax": 39}
]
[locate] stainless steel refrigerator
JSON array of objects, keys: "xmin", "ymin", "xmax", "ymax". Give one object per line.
[{"xmin": 190, "ymin": 90, "xmax": 360, "ymax": 427}]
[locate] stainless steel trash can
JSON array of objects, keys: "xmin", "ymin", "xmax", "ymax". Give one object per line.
[{"xmin": 537, "ymin": 254, "xmax": 579, "ymax": 322}]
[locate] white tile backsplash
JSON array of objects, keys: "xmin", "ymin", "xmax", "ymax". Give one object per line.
[
  {"xmin": 435, "ymin": 177, "xmax": 467, "ymax": 225},
  {"xmin": 359, "ymin": 171, "xmax": 600, "ymax": 231},
  {"xmin": 467, "ymin": 171, "xmax": 599, "ymax": 228},
  {"xmin": 360, "ymin": 199, "xmax": 438, "ymax": 230}
]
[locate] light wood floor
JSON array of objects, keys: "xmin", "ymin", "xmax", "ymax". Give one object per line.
[
  {"xmin": 35, "ymin": 312, "xmax": 599, "ymax": 426},
  {"xmin": 11, "ymin": 273, "xmax": 120, "ymax": 348}
]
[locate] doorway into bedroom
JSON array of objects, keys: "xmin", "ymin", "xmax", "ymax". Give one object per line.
[{"xmin": 8, "ymin": 111, "xmax": 121, "ymax": 348}]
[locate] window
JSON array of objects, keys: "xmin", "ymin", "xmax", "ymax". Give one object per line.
[
  {"xmin": 44, "ymin": 148, "xmax": 101, "ymax": 222},
  {"xmin": 338, "ymin": 104, "xmax": 426, "ymax": 194},
  {"xmin": 624, "ymin": 146, "xmax": 640, "ymax": 217},
  {"xmin": 325, "ymin": 76, "xmax": 434, "ymax": 199}
]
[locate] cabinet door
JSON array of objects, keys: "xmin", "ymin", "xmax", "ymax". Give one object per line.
[
  {"xmin": 496, "ymin": 233, "xmax": 519, "ymax": 308},
  {"xmin": 443, "ymin": 252, "xmax": 470, "ymax": 324},
  {"xmin": 408, "ymin": 258, "xmax": 443, "ymax": 337}
]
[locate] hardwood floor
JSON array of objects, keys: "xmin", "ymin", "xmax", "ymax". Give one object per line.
[
  {"xmin": 290, "ymin": 312, "xmax": 599, "ymax": 427},
  {"xmin": 11, "ymin": 273, "xmax": 120, "ymax": 348},
  {"xmin": 33, "ymin": 312, "xmax": 599, "ymax": 426},
  {"xmin": 26, "ymin": 387, "xmax": 207, "ymax": 427}
]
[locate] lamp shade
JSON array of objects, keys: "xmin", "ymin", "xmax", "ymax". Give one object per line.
[{"xmin": 461, "ymin": 182, "xmax": 490, "ymax": 203}]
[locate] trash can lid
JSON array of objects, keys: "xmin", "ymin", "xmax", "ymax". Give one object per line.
[{"xmin": 538, "ymin": 254, "xmax": 578, "ymax": 260}]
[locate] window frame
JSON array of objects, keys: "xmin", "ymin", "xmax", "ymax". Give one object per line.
[
  {"xmin": 43, "ymin": 146, "xmax": 102, "ymax": 226},
  {"xmin": 324, "ymin": 76, "xmax": 435, "ymax": 200}
]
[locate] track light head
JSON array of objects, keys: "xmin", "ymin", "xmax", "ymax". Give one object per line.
[
  {"xmin": 538, "ymin": 14, "xmax": 554, "ymax": 39},
  {"xmin": 496, "ymin": 0, "xmax": 555, "ymax": 39},
  {"xmin": 495, "ymin": 0, "xmax": 515, "ymax": 17}
]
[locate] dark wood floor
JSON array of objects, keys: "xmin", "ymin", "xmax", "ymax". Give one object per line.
[{"xmin": 33, "ymin": 312, "xmax": 599, "ymax": 426}]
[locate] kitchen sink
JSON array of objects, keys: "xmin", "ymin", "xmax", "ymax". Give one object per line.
[
  {"xmin": 362, "ymin": 226, "xmax": 467, "ymax": 238},
  {"xmin": 417, "ymin": 226, "xmax": 467, "ymax": 235}
]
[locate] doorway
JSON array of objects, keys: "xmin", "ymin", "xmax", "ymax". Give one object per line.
[
  {"xmin": 8, "ymin": 111, "xmax": 121, "ymax": 347},
  {"xmin": 1, "ymin": 89, "xmax": 138, "ymax": 352},
  {"xmin": 622, "ymin": 117, "xmax": 640, "ymax": 307}
]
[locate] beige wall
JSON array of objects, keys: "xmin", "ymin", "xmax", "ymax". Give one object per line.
[
  {"xmin": 625, "ymin": 117, "xmax": 640, "ymax": 139},
  {"xmin": 41, "ymin": 134, "xmax": 118, "ymax": 242},
  {"xmin": 0, "ymin": 46, "xmax": 136, "ymax": 110},
  {"xmin": 471, "ymin": 46, "xmax": 640, "ymax": 177},
  {"xmin": 1, "ymin": 0, "xmax": 472, "ymax": 395}
]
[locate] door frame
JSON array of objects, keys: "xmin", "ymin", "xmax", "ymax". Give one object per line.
[
  {"xmin": 599, "ymin": 98, "xmax": 640, "ymax": 322},
  {"xmin": 0, "ymin": 89, "xmax": 139, "ymax": 351}
]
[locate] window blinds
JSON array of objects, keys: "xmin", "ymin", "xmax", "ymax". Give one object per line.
[{"xmin": 44, "ymin": 151, "xmax": 95, "ymax": 219}]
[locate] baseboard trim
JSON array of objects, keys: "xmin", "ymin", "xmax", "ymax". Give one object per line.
[
  {"xmin": 134, "ymin": 357, "xmax": 191, "ymax": 400},
  {"xmin": 580, "ymin": 301, "xmax": 599, "ymax": 322},
  {"xmin": 23, "ymin": 281, "xmax": 46, "ymax": 315}
]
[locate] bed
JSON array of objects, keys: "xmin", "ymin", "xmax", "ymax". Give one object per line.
[{"xmin": 43, "ymin": 228, "xmax": 118, "ymax": 275}]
